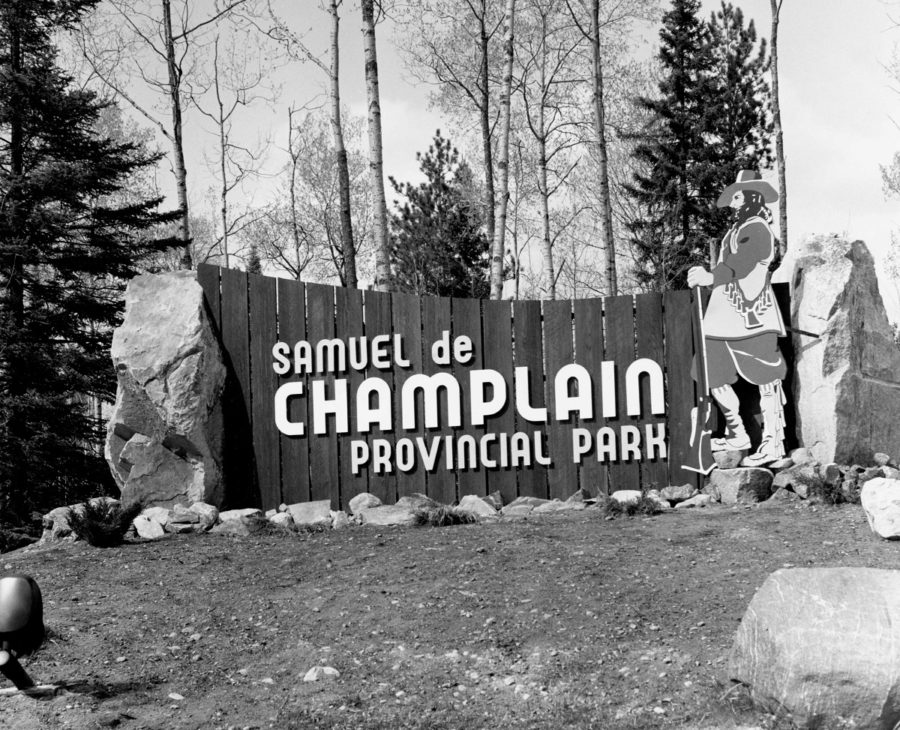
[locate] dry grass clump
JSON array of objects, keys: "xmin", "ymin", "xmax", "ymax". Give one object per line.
[
  {"xmin": 413, "ymin": 505, "xmax": 478, "ymax": 527},
  {"xmin": 603, "ymin": 495, "xmax": 664, "ymax": 518}
]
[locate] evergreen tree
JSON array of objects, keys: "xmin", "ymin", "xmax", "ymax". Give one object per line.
[
  {"xmin": 389, "ymin": 131, "xmax": 490, "ymax": 298},
  {"xmin": 0, "ymin": 0, "xmax": 177, "ymax": 520},
  {"xmin": 626, "ymin": 0, "xmax": 772, "ymax": 290},
  {"xmin": 703, "ymin": 2, "xmax": 773, "ymax": 258},
  {"xmin": 626, "ymin": 0, "xmax": 716, "ymax": 291}
]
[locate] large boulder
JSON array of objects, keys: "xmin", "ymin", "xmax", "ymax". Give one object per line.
[
  {"xmin": 105, "ymin": 272, "xmax": 226, "ymax": 507},
  {"xmin": 729, "ymin": 568, "xmax": 900, "ymax": 729},
  {"xmin": 791, "ymin": 237, "xmax": 900, "ymax": 465},
  {"xmin": 861, "ymin": 477, "xmax": 900, "ymax": 539}
]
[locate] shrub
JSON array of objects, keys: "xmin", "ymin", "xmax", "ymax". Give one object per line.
[
  {"xmin": 604, "ymin": 495, "xmax": 664, "ymax": 518},
  {"xmin": 412, "ymin": 505, "xmax": 478, "ymax": 527},
  {"xmin": 68, "ymin": 499, "xmax": 143, "ymax": 547}
]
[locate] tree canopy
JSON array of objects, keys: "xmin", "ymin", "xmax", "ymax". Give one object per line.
[{"xmin": 389, "ymin": 131, "xmax": 490, "ymax": 298}]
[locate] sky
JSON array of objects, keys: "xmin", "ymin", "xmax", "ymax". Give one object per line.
[{"xmin": 163, "ymin": 0, "xmax": 900, "ymax": 304}]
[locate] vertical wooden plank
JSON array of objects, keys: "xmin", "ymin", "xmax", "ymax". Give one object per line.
[
  {"xmin": 663, "ymin": 290, "xmax": 699, "ymax": 488},
  {"xmin": 421, "ymin": 296, "xmax": 457, "ymax": 504},
  {"xmin": 364, "ymin": 290, "xmax": 396, "ymax": 504},
  {"xmin": 635, "ymin": 292, "xmax": 668, "ymax": 490},
  {"xmin": 605, "ymin": 294, "xmax": 640, "ymax": 491},
  {"xmin": 513, "ymin": 300, "xmax": 548, "ymax": 499},
  {"xmin": 543, "ymin": 299, "xmax": 577, "ymax": 499},
  {"xmin": 574, "ymin": 298, "xmax": 607, "ymax": 496},
  {"xmin": 305, "ymin": 283, "xmax": 341, "ymax": 507},
  {"xmin": 248, "ymin": 274, "xmax": 280, "ymax": 510},
  {"xmin": 197, "ymin": 264, "xmax": 221, "ymax": 331},
  {"xmin": 277, "ymin": 278, "xmax": 309, "ymax": 505},
  {"xmin": 220, "ymin": 268, "xmax": 257, "ymax": 507},
  {"xmin": 452, "ymin": 297, "xmax": 487, "ymax": 498},
  {"xmin": 336, "ymin": 287, "xmax": 368, "ymax": 508},
  {"xmin": 481, "ymin": 300, "xmax": 517, "ymax": 504},
  {"xmin": 392, "ymin": 293, "xmax": 424, "ymax": 498}
]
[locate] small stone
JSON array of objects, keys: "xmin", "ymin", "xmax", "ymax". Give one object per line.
[
  {"xmin": 660, "ymin": 484, "xmax": 698, "ymax": 504},
  {"xmin": 610, "ymin": 490, "xmax": 642, "ymax": 506},
  {"xmin": 268, "ymin": 512, "xmax": 294, "ymax": 528},
  {"xmin": 211, "ymin": 515, "xmax": 267, "ymax": 536},
  {"xmin": 168, "ymin": 693, "xmax": 184, "ymax": 701},
  {"xmin": 132, "ymin": 514, "xmax": 166, "ymax": 540},
  {"xmin": 874, "ymin": 453, "xmax": 894, "ymax": 467},
  {"xmin": 219, "ymin": 508, "xmax": 263, "ymax": 522},
  {"xmin": 330, "ymin": 510, "xmax": 351, "ymax": 529},
  {"xmin": 348, "ymin": 493, "xmax": 382, "ymax": 515},
  {"xmin": 504, "ymin": 676, "xmax": 516, "ymax": 686},
  {"xmin": 188, "ymin": 502, "xmax": 218, "ymax": 530},
  {"xmin": 457, "ymin": 494, "xmax": 499, "ymax": 519},
  {"xmin": 285, "ymin": 500, "xmax": 332, "ymax": 526},
  {"xmin": 789, "ymin": 447, "xmax": 814, "ymax": 465},
  {"xmin": 674, "ymin": 494, "xmax": 712, "ymax": 509},
  {"xmin": 359, "ymin": 505, "xmax": 417, "ymax": 527},
  {"xmin": 885, "ymin": 467, "xmax": 900, "ymax": 480},
  {"xmin": 142, "ymin": 506, "xmax": 172, "ymax": 526},
  {"xmin": 395, "ymin": 493, "xmax": 439, "ymax": 511},
  {"xmin": 303, "ymin": 666, "xmax": 340, "ymax": 682},
  {"xmin": 772, "ymin": 464, "xmax": 822, "ymax": 499}
]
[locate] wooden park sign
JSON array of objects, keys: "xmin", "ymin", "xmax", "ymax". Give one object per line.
[{"xmin": 196, "ymin": 264, "xmax": 793, "ymax": 512}]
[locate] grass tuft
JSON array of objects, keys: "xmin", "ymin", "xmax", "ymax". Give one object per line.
[
  {"xmin": 603, "ymin": 495, "xmax": 664, "ymax": 518},
  {"xmin": 412, "ymin": 505, "xmax": 478, "ymax": 527},
  {"xmin": 68, "ymin": 499, "xmax": 143, "ymax": 547}
]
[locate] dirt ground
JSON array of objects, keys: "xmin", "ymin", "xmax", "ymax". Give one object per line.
[{"xmin": 0, "ymin": 498, "xmax": 889, "ymax": 730}]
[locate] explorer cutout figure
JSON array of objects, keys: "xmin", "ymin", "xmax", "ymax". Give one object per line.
[{"xmin": 687, "ymin": 170, "xmax": 787, "ymax": 467}]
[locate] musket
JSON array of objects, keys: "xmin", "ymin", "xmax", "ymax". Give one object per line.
[{"xmin": 683, "ymin": 287, "xmax": 716, "ymax": 475}]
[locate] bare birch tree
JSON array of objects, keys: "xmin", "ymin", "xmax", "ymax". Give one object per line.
[
  {"xmin": 515, "ymin": 0, "xmax": 582, "ymax": 300},
  {"xmin": 192, "ymin": 32, "xmax": 273, "ymax": 268},
  {"xmin": 362, "ymin": 0, "xmax": 392, "ymax": 291},
  {"xmin": 263, "ymin": 0, "xmax": 359, "ymax": 287},
  {"xmin": 395, "ymin": 0, "xmax": 504, "ymax": 246},
  {"xmin": 491, "ymin": 0, "xmax": 517, "ymax": 299}
]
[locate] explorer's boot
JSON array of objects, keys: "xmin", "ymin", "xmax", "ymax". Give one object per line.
[
  {"xmin": 742, "ymin": 380, "xmax": 786, "ymax": 467},
  {"xmin": 710, "ymin": 385, "xmax": 751, "ymax": 452}
]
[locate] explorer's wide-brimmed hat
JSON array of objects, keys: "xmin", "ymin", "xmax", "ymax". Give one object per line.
[{"xmin": 716, "ymin": 170, "xmax": 779, "ymax": 208}]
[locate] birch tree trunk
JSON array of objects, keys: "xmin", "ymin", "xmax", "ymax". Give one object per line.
[
  {"xmin": 490, "ymin": 0, "xmax": 516, "ymax": 300},
  {"xmin": 477, "ymin": 4, "xmax": 496, "ymax": 246},
  {"xmin": 590, "ymin": 0, "xmax": 616, "ymax": 295},
  {"xmin": 330, "ymin": 0, "xmax": 357, "ymax": 288},
  {"xmin": 361, "ymin": 0, "xmax": 391, "ymax": 291},
  {"xmin": 162, "ymin": 0, "xmax": 192, "ymax": 268},
  {"xmin": 770, "ymin": 0, "xmax": 787, "ymax": 256}
]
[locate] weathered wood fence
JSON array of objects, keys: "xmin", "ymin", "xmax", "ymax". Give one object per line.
[{"xmin": 197, "ymin": 264, "xmax": 794, "ymax": 512}]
